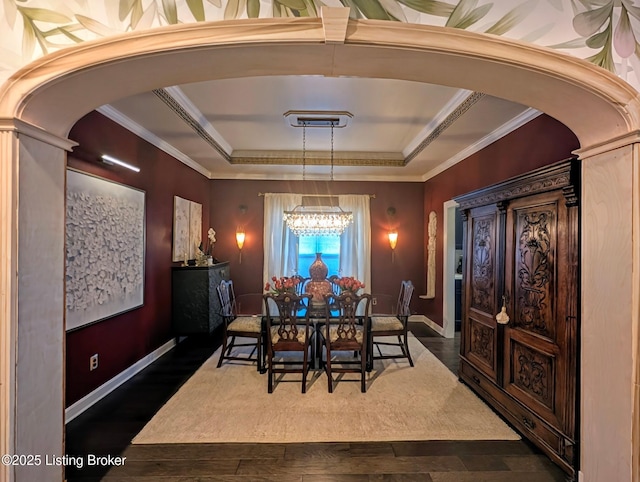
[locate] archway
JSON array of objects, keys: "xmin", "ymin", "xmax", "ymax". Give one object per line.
[{"xmin": 1, "ymin": 14, "xmax": 638, "ymax": 482}]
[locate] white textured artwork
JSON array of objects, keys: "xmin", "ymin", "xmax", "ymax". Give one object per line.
[
  {"xmin": 172, "ymin": 196, "xmax": 190, "ymax": 262},
  {"xmin": 189, "ymin": 201, "xmax": 202, "ymax": 259},
  {"xmin": 66, "ymin": 170, "xmax": 145, "ymax": 331},
  {"xmin": 172, "ymin": 196, "xmax": 202, "ymax": 261}
]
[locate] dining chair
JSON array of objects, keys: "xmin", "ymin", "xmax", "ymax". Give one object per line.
[
  {"xmin": 322, "ymin": 291, "xmax": 371, "ymax": 393},
  {"xmin": 263, "ymin": 292, "xmax": 313, "ymax": 393},
  {"xmin": 368, "ymin": 280, "xmax": 415, "ymax": 371},
  {"xmin": 216, "ymin": 279, "xmax": 264, "ymax": 372}
]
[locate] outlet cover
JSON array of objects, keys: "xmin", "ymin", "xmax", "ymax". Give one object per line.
[{"xmin": 90, "ymin": 354, "xmax": 98, "ymax": 371}]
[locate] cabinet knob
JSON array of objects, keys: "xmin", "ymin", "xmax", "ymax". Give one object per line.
[{"xmin": 496, "ymin": 295, "xmax": 510, "ymax": 324}]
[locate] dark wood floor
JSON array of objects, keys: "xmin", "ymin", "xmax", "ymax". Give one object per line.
[{"xmin": 65, "ymin": 323, "xmax": 568, "ymax": 481}]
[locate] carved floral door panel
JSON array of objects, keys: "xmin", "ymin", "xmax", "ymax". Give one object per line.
[
  {"xmin": 463, "ymin": 204, "xmax": 500, "ymax": 382},
  {"xmin": 503, "ymin": 191, "xmax": 570, "ymax": 431}
]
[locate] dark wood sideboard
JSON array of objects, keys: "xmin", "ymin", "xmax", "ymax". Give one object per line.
[
  {"xmin": 454, "ymin": 159, "xmax": 580, "ymax": 479},
  {"xmin": 171, "ymin": 262, "xmax": 230, "ymax": 335}
]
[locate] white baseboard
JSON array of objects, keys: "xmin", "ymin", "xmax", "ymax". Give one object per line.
[
  {"xmin": 411, "ymin": 315, "xmax": 446, "ymax": 337},
  {"xmin": 65, "ymin": 338, "xmax": 176, "ymax": 423},
  {"xmin": 578, "ymin": 470, "xmax": 584, "ymax": 482}
]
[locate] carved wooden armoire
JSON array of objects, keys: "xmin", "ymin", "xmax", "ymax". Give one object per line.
[{"xmin": 454, "ymin": 159, "xmax": 579, "ymax": 479}]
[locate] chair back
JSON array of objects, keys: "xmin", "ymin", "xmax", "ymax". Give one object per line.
[
  {"xmin": 264, "ymin": 292, "xmax": 312, "ymax": 344},
  {"xmin": 324, "ymin": 292, "xmax": 371, "ymax": 345},
  {"xmin": 217, "ymin": 279, "xmax": 235, "ymax": 319},
  {"xmin": 396, "ymin": 280, "xmax": 414, "ymax": 319}
]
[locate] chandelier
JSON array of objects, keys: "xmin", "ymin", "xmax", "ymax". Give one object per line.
[{"xmin": 284, "ymin": 118, "xmax": 353, "ymax": 237}]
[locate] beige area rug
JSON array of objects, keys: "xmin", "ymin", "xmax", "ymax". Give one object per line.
[{"xmin": 133, "ymin": 334, "xmax": 519, "ymax": 444}]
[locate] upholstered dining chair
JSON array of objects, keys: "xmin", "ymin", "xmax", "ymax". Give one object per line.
[
  {"xmin": 216, "ymin": 279, "xmax": 263, "ymax": 372},
  {"xmin": 368, "ymin": 280, "xmax": 415, "ymax": 371},
  {"xmin": 322, "ymin": 291, "xmax": 371, "ymax": 393},
  {"xmin": 263, "ymin": 292, "xmax": 313, "ymax": 393}
]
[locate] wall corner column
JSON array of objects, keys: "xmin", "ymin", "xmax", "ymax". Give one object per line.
[
  {"xmin": 576, "ymin": 137, "xmax": 640, "ymax": 482},
  {"xmin": 0, "ymin": 119, "xmax": 75, "ymax": 482}
]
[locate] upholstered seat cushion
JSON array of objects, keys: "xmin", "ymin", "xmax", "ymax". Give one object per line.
[
  {"xmin": 370, "ymin": 316, "xmax": 403, "ymax": 332},
  {"xmin": 328, "ymin": 325, "xmax": 364, "ymax": 343},
  {"xmin": 228, "ymin": 316, "xmax": 262, "ymax": 334},
  {"xmin": 270, "ymin": 325, "xmax": 308, "ymax": 344}
]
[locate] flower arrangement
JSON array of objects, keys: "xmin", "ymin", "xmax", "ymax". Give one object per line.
[
  {"xmin": 196, "ymin": 227, "xmax": 217, "ymax": 266},
  {"xmin": 264, "ymin": 276, "xmax": 301, "ymax": 295},
  {"xmin": 334, "ymin": 276, "xmax": 365, "ymax": 293}
]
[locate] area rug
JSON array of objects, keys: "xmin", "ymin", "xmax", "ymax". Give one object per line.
[{"xmin": 133, "ymin": 334, "xmax": 519, "ymax": 444}]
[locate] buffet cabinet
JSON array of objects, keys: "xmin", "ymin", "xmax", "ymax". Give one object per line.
[
  {"xmin": 454, "ymin": 160, "xmax": 579, "ymax": 479},
  {"xmin": 171, "ymin": 263, "xmax": 230, "ymax": 335}
]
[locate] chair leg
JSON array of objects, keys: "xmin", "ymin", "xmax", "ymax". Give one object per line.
[
  {"xmin": 326, "ymin": 346, "xmax": 333, "ymax": 393},
  {"xmin": 257, "ymin": 335, "xmax": 263, "ymax": 373},
  {"xmin": 403, "ymin": 334, "xmax": 414, "ymax": 367},
  {"xmin": 267, "ymin": 352, "xmax": 274, "ymax": 393},
  {"xmin": 302, "ymin": 344, "xmax": 309, "ymax": 394},
  {"xmin": 217, "ymin": 331, "xmax": 229, "ymax": 368},
  {"xmin": 361, "ymin": 345, "xmax": 367, "ymax": 393}
]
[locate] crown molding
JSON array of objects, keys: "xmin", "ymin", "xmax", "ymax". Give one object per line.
[
  {"xmin": 96, "ymin": 105, "xmax": 211, "ymax": 178},
  {"xmin": 421, "ymin": 107, "xmax": 542, "ymax": 182}
]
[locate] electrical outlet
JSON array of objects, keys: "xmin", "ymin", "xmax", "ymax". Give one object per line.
[
  {"xmin": 372, "ymin": 297, "xmax": 377, "ymax": 305},
  {"xmin": 90, "ymin": 354, "xmax": 98, "ymax": 371}
]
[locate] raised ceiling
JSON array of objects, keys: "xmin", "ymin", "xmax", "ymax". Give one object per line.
[{"xmin": 100, "ymin": 74, "xmax": 539, "ymax": 182}]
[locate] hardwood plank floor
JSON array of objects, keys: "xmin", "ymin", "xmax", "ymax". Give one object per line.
[{"xmin": 65, "ymin": 323, "xmax": 568, "ymax": 481}]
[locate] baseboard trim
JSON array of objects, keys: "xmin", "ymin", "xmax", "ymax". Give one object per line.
[
  {"xmin": 65, "ymin": 338, "xmax": 177, "ymax": 423},
  {"xmin": 411, "ymin": 315, "xmax": 446, "ymax": 336}
]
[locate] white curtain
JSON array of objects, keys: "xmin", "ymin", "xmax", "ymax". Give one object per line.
[
  {"xmin": 263, "ymin": 193, "xmax": 301, "ymax": 287},
  {"xmin": 338, "ymin": 194, "xmax": 371, "ymax": 295}
]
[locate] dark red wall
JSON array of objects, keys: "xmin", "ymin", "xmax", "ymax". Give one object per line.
[
  {"xmin": 64, "ymin": 109, "xmax": 577, "ymax": 406},
  {"xmin": 66, "ymin": 111, "xmax": 211, "ymax": 406},
  {"xmin": 420, "ymin": 114, "xmax": 580, "ymax": 325},
  {"xmin": 208, "ymin": 179, "xmax": 425, "ymax": 314}
]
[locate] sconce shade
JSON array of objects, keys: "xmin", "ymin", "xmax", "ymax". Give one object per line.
[
  {"xmin": 388, "ymin": 230, "xmax": 398, "ymax": 250},
  {"xmin": 236, "ymin": 229, "xmax": 246, "ymax": 250}
]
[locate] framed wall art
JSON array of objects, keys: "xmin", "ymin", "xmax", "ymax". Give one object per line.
[
  {"xmin": 172, "ymin": 195, "xmax": 202, "ymax": 262},
  {"xmin": 66, "ymin": 169, "xmax": 146, "ymax": 331}
]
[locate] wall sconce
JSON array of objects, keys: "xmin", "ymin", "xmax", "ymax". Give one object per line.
[
  {"xmin": 387, "ymin": 206, "xmax": 398, "ymax": 262},
  {"xmin": 235, "ymin": 228, "xmax": 245, "ymax": 263},
  {"xmin": 388, "ymin": 229, "xmax": 398, "ymax": 262}
]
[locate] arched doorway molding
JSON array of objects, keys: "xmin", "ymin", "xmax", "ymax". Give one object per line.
[{"xmin": 1, "ymin": 14, "xmax": 638, "ymax": 482}]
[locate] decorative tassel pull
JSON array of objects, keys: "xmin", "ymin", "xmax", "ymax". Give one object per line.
[{"xmin": 496, "ymin": 295, "xmax": 510, "ymax": 324}]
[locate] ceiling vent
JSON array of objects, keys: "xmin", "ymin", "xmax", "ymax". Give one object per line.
[{"xmin": 284, "ymin": 110, "xmax": 353, "ymax": 128}]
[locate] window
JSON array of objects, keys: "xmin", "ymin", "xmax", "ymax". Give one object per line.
[{"xmin": 297, "ymin": 235, "xmax": 340, "ymax": 278}]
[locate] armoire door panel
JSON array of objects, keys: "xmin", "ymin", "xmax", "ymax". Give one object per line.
[
  {"xmin": 511, "ymin": 203, "xmax": 557, "ymax": 342},
  {"xmin": 504, "ymin": 191, "xmax": 568, "ymax": 431},
  {"xmin": 508, "ymin": 339, "xmax": 556, "ymax": 411},
  {"xmin": 462, "ymin": 205, "xmax": 500, "ymax": 382},
  {"xmin": 469, "ymin": 214, "xmax": 496, "ymax": 315},
  {"xmin": 467, "ymin": 317, "xmax": 496, "ymax": 376}
]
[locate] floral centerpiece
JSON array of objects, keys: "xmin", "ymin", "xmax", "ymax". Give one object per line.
[
  {"xmin": 196, "ymin": 227, "xmax": 216, "ymax": 266},
  {"xmin": 334, "ymin": 276, "xmax": 365, "ymax": 294},
  {"xmin": 264, "ymin": 276, "xmax": 301, "ymax": 295}
]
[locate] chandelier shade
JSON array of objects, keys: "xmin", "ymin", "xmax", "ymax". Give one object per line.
[{"xmin": 283, "ymin": 115, "xmax": 354, "ymax": 237}]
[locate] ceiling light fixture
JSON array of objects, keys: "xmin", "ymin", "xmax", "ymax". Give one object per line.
[
  {"xmin": 101, "ymin": 154, "xmax": 140, "ymax": 172},
  {"xmin": 283, "ymin": 119, "xmax": 353, "ymax": 237}
]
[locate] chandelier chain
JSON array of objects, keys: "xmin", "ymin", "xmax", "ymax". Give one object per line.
[
  {"xmin": 330, "ymin": 122, "xmax": 334, "ymax": 182},
  {"xmin": 302, "ymin": 121, "xmax": 306, "ymax": 181}
]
